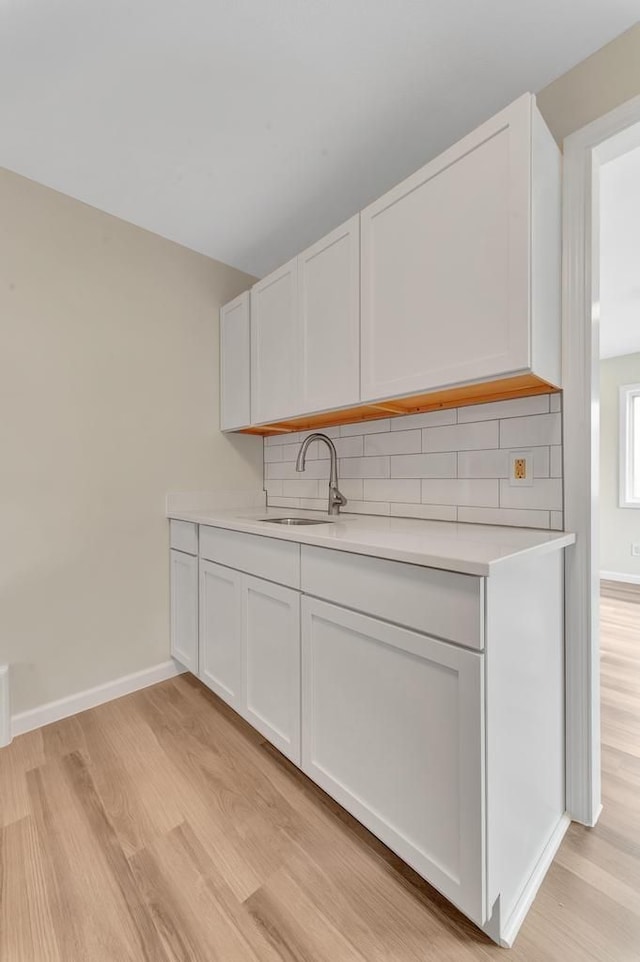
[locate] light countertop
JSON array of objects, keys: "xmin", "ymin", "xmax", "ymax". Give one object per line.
[{"xmin": 168, "ymin": 505, "xmax": 575, "ymax": 577}]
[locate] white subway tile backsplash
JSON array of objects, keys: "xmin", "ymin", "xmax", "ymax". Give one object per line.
[
  {"xmin": 500, "ymin": 412, "xmax": 561, "ymax": 448},
  {"xmin": 341, "ymin": 418, "xmax": 390, "ymax": 436},
  {"xmin": 391, "ymin": 409, "xmax": 457, "ymax": 430},
  {"xmin": 499, "ymin": 478, "xmax": 562, "ymax": 511},
  {"xmin": 458, "ymin": 507, "xmax": 551, "ymax": 529},
  {"xmin": 364, "ymin": 479, "xmax": 421, "ymax": 503},
  {"xmin": 263, "ymin": 392, "xmax": 563, "ymax": 530},
  {"xmin": 364, "ymin": 429, "xmax": 422, "ymax": 456},
  {"xmin": 423, "ymin": 420, "xmax": 499, "ymax": 453},
  {"xmin": 391, "ymin": 452, "xmax": 457, "ymax": 479},
  {"xmin": 282, "ymin": 479, "xmax": 323, "ymax": 499},
  {"xmin": 345, "ymin": 500, "xmax": 391, "ymax": 515},
  {"xmin": 340, "ymin": 456, "xmax": 391, "ymax": 479},
  {"xmin": 390, "ymin": 502, "xmax": 458, "ymax": 521},
  {"xmin": 458, "ymin": 394, "xmax": 549, "ymax": 423},
  {"xmin": 422, "ymin": 478, "xmax": 499, "ymax": 507}
]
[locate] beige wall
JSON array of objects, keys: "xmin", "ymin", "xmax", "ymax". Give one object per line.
[
  {"xmin": 0, "ymin": 168, "xmax": 262, "ymax": 715},
  {"xmin": 538, "ymin": 23, "xmax": 640, "ymax": 144},
  {"xmin": 600, "ymin": 353, "xmax": 640, "ymax": 579}
]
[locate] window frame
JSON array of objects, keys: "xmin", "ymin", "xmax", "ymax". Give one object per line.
[{"xmin": 619, "ymin": 382, "xmax": 640, "ymax": 508}]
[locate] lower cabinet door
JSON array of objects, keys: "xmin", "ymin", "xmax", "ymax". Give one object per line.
[
  {"xmin": 241, "ymin": 574, "xmax": 301, "ymax": 764},
  {"xmin": 301, "ymin": 597, "xmax": 486, "ymax": 925},
  {"xmin": 199, "ymin": 560, "xmax": 242, "ymax": 710},
  {"xmin": 170, "ymin": 549, "xmax": 198, "ymax": 672}
]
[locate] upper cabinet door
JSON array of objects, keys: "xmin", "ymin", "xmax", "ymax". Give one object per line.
[
  {"xmin": 220, "ymin": 292, "xmax": 251, "ymax": 431},
  {"xmin": 360, "ymin": 95, "xmax": 535, "ymax": 403},
  {"xmin": 251, "ymin": 258, "xmax": 299, "ymax": 424},
  {"xmin": 298, "ymin": 216, "xmax": 360, "ymax": 414}
]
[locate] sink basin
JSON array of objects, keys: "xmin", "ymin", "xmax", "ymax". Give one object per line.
[{"xmin": 259, "ymin": 517, "xmax": 334, "ymax": 526}]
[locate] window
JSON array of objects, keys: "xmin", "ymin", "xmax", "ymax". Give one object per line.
[{"xmin": 619, "ymin": 383, "xmax": 640, "ymax": 508}]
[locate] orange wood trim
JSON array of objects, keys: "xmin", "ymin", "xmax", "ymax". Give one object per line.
[{"xmin": 239, "ymin": 374, "xmax": 560, "ymax": 436}]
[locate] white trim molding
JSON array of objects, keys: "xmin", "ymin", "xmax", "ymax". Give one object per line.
[
  {"xmin": 619, "ymin": 383, "xmax": 640, "ymax": 508},
  {"xmin": 10, "ymin": 659, "xmax": 186, "ymax": 740},
  {"xmin": 0, "ymin": 666, "xmax": 10, "ymax": 748},
  {"xmin": 563, "ymin": 92, "xmax": 640, "ymax": 826},
  {"xmin": 600, "ymin": 570, "xmax": 640, "ymax": 586}
]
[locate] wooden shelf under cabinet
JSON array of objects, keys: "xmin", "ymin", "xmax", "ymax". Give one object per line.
[{"xmin": 238, "ymin": 372, "xmax": 559, "ymax": 437}]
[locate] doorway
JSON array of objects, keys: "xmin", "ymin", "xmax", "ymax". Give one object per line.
[{"xmin": 563, "ymin": 97, "xmax": 640, "ymax": 826}]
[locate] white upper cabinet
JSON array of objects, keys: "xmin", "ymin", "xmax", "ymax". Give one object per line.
[
  {"xmin": 360, "ymin": 94, "xmax": 561, "ymax": 403},
  {"xmin": 298, "ymin": 215, "xmax": 360, "ymax": 414},
  {"xmin": 251, "ymin": 258, "xmax": 299, "ymax": 424},
  {"xmin": 220, "ymin": 292, "xmax": 251, "ymax": 431}
]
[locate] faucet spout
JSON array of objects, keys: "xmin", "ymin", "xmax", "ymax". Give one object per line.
[{"xmin": 296, "ymin": 433, "xmax": 347, "ymax": 516}]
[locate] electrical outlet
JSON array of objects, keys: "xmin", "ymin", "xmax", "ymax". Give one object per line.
[
  {"xmin": 509, "ymin": 450, "xmax": 534, "ymax": 487},
  {"xmin": 631, "ymin": 544, "xmax": 640, "ymax": 557}
]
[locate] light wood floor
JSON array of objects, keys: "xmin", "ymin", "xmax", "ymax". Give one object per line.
[{"xmin": 1, "ymin": 597, "xmax": 639, "ymax": 961}]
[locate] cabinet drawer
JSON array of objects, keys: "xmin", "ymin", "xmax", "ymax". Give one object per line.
[
  {"xmin": 170, "ymin": 520, "xmax": 198, "ymax": 555},
  {"xmin": 200, "ymin": 525, "xmax": 300, "ymax": 589},
  {"xmin": 301, "ymin": 545, "xmax": 483, "ymax": 649}
]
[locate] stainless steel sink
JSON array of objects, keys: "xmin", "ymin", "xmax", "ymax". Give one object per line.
[{"xmin": 259, "ymin": 517, "xmax": 334, "ymax": 526}]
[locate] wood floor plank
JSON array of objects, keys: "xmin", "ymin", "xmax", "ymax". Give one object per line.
[{"xmin": 0, "ymin": 817, "xmax": 61, "ymax": 962}]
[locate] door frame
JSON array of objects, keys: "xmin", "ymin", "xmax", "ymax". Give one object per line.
[{"xmin": 563, "ymin": 93, "xmax": 640, "ymax": 826}]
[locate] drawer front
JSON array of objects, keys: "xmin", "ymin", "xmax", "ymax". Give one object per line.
[
  {"xmin": 301, "ymin": 545, "xmax": 483, "ymax": 649},
  {"xmin": 200, "ymin": 525, "xmax": 300, "ymax": 589},
  {"xmin": 170, "ymin": 520, "xmax": 198, "ymax": 555}
]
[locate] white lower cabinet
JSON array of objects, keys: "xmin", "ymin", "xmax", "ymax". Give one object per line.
[
  {"xmin": 241, "ymin": 575, "xmax": 301, "ymax": 764},
  {"xmin": 199, "ymin": 560, "xmax": 242, "ymax": 711},
  {"xmin": 169, "ymin": 549, "xmax": 198, "ymax": 673},
  {"xmin": 301, "ymin": 596, "xmax": 486, "ymax": 926}
]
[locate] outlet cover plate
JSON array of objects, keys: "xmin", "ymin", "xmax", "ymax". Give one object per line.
[{"xmin": 509, "ymin": 449, "xmax": 534, "ymax": 487}]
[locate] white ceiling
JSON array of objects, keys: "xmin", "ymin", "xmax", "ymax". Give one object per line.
[
  {"xmin": 1, "ymin": 2, "xmax": 638, "ymax": 277},
  {"xmin": 600, "ymin": 139, "xmax": 640, "ymax": 360}
]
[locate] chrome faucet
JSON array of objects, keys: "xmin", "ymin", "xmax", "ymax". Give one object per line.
[{"xmin": 296, "ymin": 433, "xmax": 347, "ymax": 516}]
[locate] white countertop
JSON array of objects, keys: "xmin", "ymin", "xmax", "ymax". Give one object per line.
[{"xmin": 167, "ymin": 506, "xmax": 575, "ymax": 576}]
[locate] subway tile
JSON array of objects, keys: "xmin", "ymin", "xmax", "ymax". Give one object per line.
[
  {"xmin": 423, "ymin": 420, "xmax": 499, "ymax": 453},
  {"xmin": 390, "ymin": 503, "xmax": 457, "ymax": 521},
  {"xmin": 298, "ymin": 498, "xmax": 330, "ymax": 511},
  {"xmin": 264, "ymin": 445, "xmax": 284, "ymax": 463},
  {"xmin": 391, "ymin": 453, "xmax": 457, "ymax": 479},
  {"xmin": 341, "ymin": 418, "xmax": 390, "ymax": 436},
  {"xmin": 344, "ymin": 501, "xmax": 391, "ymax": 516},
  {"xmin": 550, "ymin": 511, "xmax": 564, "ymax": 530},
  {"xmin": 340, "ymin": 456, "xmax": 391, "ymax": 479},
  {"xmin": 550, "ymin": 445, "xmax": 563, "ymax": 478},
  {"xmin": 550, "ymin": 393, "xmax": 562, "ymax": 413},
  {"xmin": 364, "ymin": 479, "xmax": 422, "ymax": 503},
  {"xmin": 268, "ymin": 496, "xmax": 300, "ymax": 508},
  {"xmin": 265, "ymin": 461, "xmax": 298, "ymax": 480},
  {"xmin": 422, "ymin": 479, "xmax": 499, "ymax": 507},
  {"xmin": 391, "ymin": 409, "xmax": 457, "ymax": 430},
  {"xmin": 365, "ymin": 430, "xmax": 422, "ymax": 456},
  {"xmin": 458, "ymin": 506, "xmax": 551, "ymax": 529},
  {"xmin": 458, "ymin": 394, "xmax": 549, "ymax": 423},
  {"xmin": 265, "ymin": 434, "xmax": 291, "ymax": 446},
  {"xmin": 335, "ymin": 436, "xmax": 364, "ymax": 458},
  {"xmin": 282, "ymin": 479, "xmax": 323, "ymax": 499},
  {"xmin": 457, "ymin": 449, "xmax": 509, "ymax": 478},
  {"xmin": 500, "ymin": 412, "xmax": 561, "ymax": 448},
  {"xmin": 297, "ymin": 426, "xmax": 341, "ymax": 442},
  {"xmin": 499, "ymin": 478, "xmax": 563, "ymax": 511}
]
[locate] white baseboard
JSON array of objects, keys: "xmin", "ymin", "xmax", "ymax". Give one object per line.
[
  {"xmin": 496, "ymin": 814, "xmax": 571, "ymax": 948},
  {"xmin": 10, "ymin": 659, "xmax": 186, "ymax": 740},
  {"xmin": 600, "ymin": 570, "xmax": 640, "ymax": 585},
  {"xmin": 0, "ymin": 666, "xmax": 10, "ymax": 748}
]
